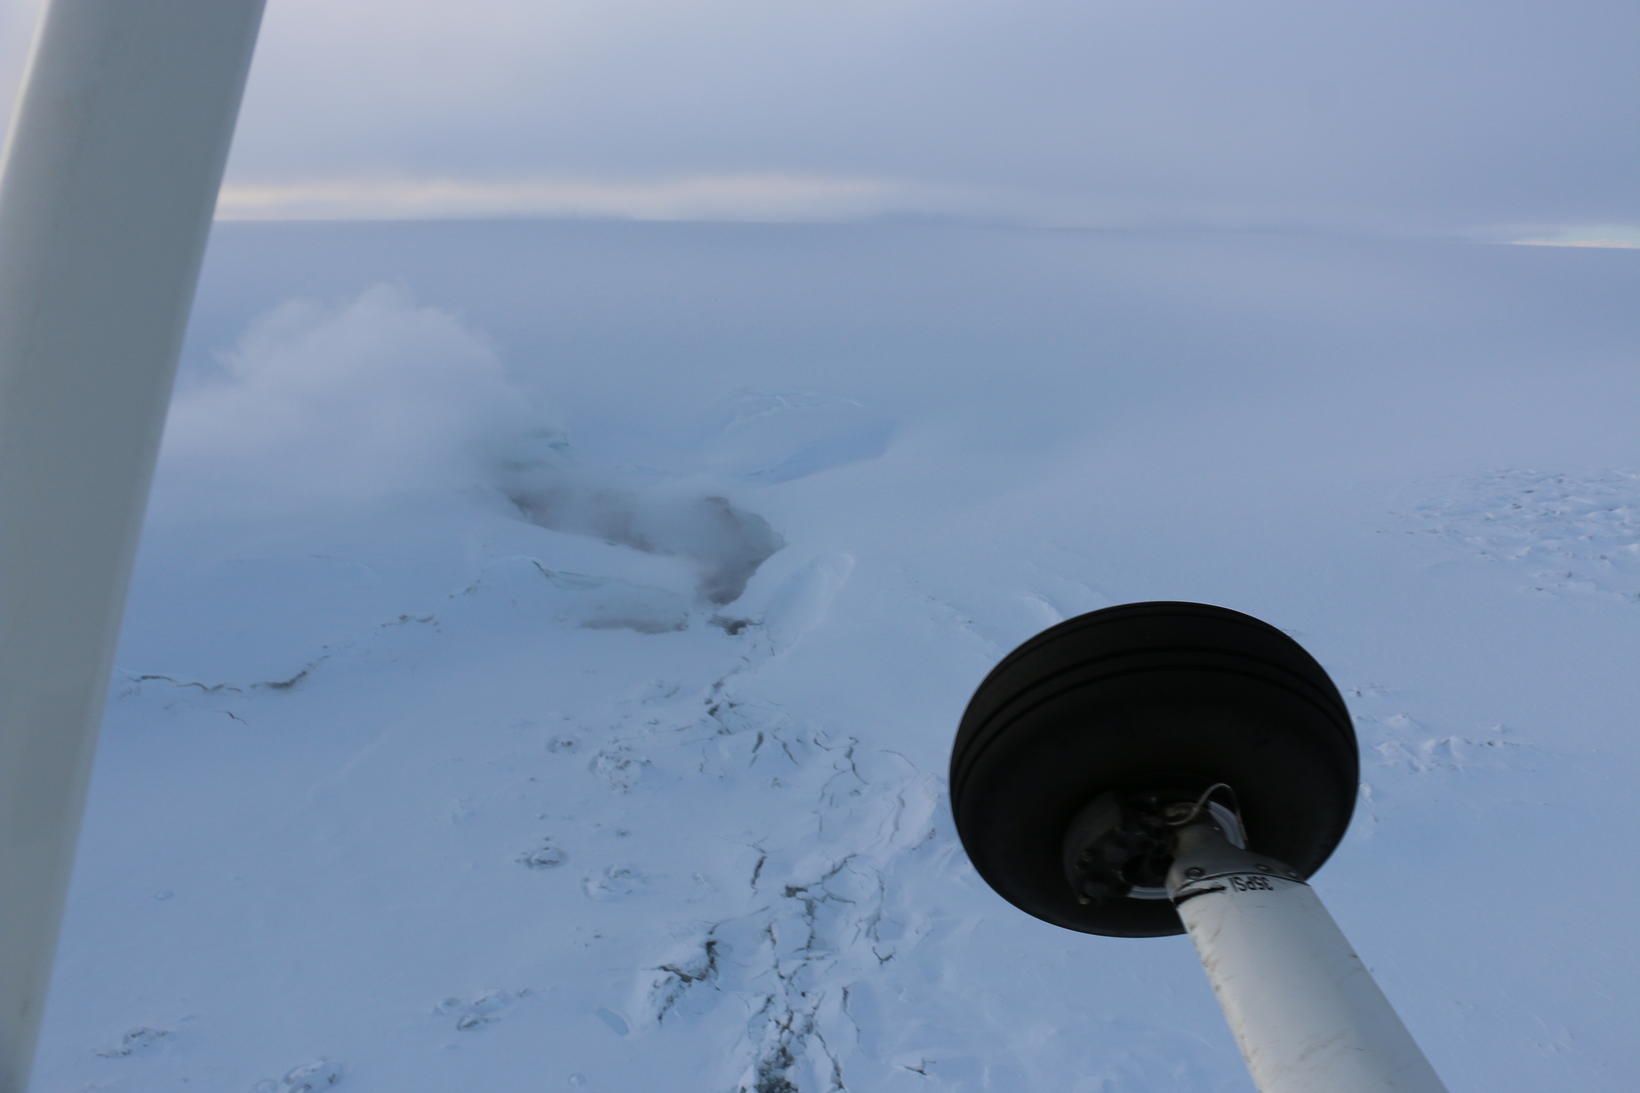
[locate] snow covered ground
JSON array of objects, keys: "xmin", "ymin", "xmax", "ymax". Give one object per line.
[{"xmin": 34, "ymin": 221, "xmax": 1640, "ymax": 1091}]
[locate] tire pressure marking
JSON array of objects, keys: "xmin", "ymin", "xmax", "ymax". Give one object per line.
[{"xmin": 1228, "ymin": 874, "xmax": 1275, "ymax": 892}]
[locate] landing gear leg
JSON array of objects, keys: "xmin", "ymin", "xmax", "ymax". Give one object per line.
[{"xmin": 1167, "ymin": 820, "xmax": 1447, "ymax": 1093}]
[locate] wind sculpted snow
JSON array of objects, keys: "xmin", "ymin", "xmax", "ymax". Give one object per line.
[{"xmin": 35, "ymin": 224, "xmax": 1640, "ymax": 1091}]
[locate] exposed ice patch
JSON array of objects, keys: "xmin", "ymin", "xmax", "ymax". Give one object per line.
[{"xmin": 593, "ymin": 1007, "xmax": 631, "ymax": 1038}]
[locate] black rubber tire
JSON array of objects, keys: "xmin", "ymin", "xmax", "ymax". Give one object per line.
[{"xmin": 950, "ymin": 601, "xmax": 1358, "ymax": 937}]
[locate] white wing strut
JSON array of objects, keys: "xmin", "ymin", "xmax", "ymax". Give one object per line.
[{"xmin": 0, "ymin": 2, "xmax": 265, "ymax": 1088}]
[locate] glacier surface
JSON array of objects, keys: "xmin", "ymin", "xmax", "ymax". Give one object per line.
[{"xmin": 34, "ymin": 222, "xmax": 1640, "ymax": 1091}]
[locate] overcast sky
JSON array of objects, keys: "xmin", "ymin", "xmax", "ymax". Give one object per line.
[{"xmin": 2, "ymin": 1, "xmax": 1637, "ymax": 238}]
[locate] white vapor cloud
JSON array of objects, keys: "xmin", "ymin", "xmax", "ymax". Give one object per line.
[
  {"xmin": 1504, "ymin": 225, "xmax": 1640, "ymax": 251},
  {"xmin": 217, "ymin": 0, "xmax": 1640, "ymax": 234},
  {"xmin": 216, "ymin": 172, "xmax": 961, "ymax": 223},
  {"xmin": 159, "ymin": 285, "xmax": 552, "ymax": 510},
  {"xmin": 4, "ymin": 0, "xmax": 1638, "ymax": 235}
]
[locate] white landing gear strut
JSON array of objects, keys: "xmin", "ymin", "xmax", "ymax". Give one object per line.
[{"xmin": 1168, "ymin": 820, "xmax": 1447, "ymax": 1093}]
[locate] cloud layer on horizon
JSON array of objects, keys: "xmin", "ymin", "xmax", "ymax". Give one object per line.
[{"xmin": 3, "ymin": 1, "xmax": 1638, "ymax": 234}]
